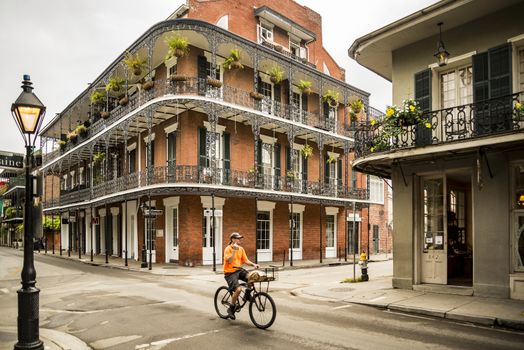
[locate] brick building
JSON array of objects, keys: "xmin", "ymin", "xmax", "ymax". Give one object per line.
[{"xmin": 39, "ymin": 0, "xmax": 389, "ymax": 266}]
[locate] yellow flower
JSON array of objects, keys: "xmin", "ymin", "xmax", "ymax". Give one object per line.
[
  {"xmin": 425, "ymin": 122, "xmax": 432, "ymax": 129},
  {"xmin": 409, "ymin": 105, "xmax": 416, "ymax": 112},
  {"xmin": 386, "ymin": 108, "xmax": 395, "ymax": 117},
  {"xmin": 516, "ymin": 102, "xmax": 522, "ymax": 109},
  {"xmin": 371, "ymin": 119, "xmax": 377, "ymax": 126},
  {"xmin": 370, "ymin": 147, "xmax": 375, "ymax": 153}
]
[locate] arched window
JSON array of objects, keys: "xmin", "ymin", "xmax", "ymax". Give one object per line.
[{"xmin": 216, "ymin": 15, "xmax": 228, "ymax": 30}]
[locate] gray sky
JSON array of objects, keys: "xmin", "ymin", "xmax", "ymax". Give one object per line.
[{"xmin": 0, "ymin": 0, "xmax": 438, "ymax": 153}]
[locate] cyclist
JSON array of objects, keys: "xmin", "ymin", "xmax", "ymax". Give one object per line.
[{"xmin": 223, "ymin": 232, "xmax": 259, "ymax": 319}]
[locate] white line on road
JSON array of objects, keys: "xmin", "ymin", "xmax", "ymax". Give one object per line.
[
  {"xmin": 332, "ymin": 304, "xmax": 352, "ymax": 310},
  {"xmin": 135, "ymin": 329, "xmax": 220, "ymax": 349}
]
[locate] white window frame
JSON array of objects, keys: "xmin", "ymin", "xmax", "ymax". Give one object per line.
[
  {"xmin": 165, "ymin": 56, "xmax": 178, "ymax": 79},
  {"xmin": 257, "ymin": 20, "xmax": 274, "ymax": 44},
  {"xmin": 369, "ymin": 175, "xmax": 384, "ymax": 204},
  {"xmin": 70, "ymin": 170, "xmax": 76, "ymax": 189},
  {"xmin": 79, "ymin": 167, "xmax": 84, "ymax": 185}
]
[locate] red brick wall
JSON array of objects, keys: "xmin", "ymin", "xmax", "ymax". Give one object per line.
[{"xmin": 186, "ymin": 0, "xmax": 345, "ymax": 80}]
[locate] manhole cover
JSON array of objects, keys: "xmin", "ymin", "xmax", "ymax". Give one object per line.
[{"xmin": 328, "ymin": 287, "xmax": 355, "ymax": 292}]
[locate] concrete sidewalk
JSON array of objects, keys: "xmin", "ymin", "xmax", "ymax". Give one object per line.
[{"xmin": 33, "ymin": 249, "xmax": 524, "ymax": 332}]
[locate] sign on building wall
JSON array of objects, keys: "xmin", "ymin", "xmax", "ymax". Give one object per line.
[
  {"xmin": 0, "ymin": 151, "xmax": 24, "ymax": 170},
  {"xmin": 204, "ymin": 209, "xmax": 223, "ymax": 217}
]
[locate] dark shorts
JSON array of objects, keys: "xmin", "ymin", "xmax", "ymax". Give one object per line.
[{"xmin": 224, "ymin": 269, "xmax": 248, "ymax": 292}]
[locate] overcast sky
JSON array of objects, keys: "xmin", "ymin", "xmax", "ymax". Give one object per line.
[{"xmin": 0, "ymin": 0, "xmax": 438, "ymax": 154}]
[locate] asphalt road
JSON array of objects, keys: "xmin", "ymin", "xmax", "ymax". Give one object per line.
[{"xmin": 1, "ymin": 247, "xmax": 523, "ymax": 350}]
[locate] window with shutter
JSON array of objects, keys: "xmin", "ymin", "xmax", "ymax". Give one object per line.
[
  {"xmin": 223, "ymin": 132, "xmax": 230, "ymax": 184},
  {"xmin": 415, "ymin": 69, "xmax": 432, "ymax": 146}
]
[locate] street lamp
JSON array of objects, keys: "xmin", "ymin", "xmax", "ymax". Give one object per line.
[
  {"xmin": 11, "ymin": 75, "xmax": 46, "ymax": 350},
  {"xmin": 434, "ymin": 22, "xmax": 450, "ymax": 67}
]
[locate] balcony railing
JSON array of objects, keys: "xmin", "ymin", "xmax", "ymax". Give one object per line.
[
  {"xmin": 44, "ymin": 77, "xmax": 342, "ymax": 164},
  {"xmin": 43, "ymin": 164, "xmax": 368, "ymax": 209},
  {"xmin": 354, "ymin": 93, "xmax": 523, "ymax": 158}
]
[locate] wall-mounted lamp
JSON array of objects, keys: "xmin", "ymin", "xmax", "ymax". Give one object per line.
[{"xmin": 434, "ymin": 22, "xmax": 450, "ymax": 67}]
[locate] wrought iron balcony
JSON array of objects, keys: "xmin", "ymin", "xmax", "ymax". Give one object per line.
[
  {"xmin": 45, "ymin": 77, "xmax": 342, "ymax": 164},
  {"xmin": 354, "ymin": 93, "xmax": 523, "ymax": 158},
  {"xmin": 44, "ymin": 164, "xmax": 368, "ymax": 209}
]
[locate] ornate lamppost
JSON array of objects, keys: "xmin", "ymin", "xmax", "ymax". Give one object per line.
[{"xmin": 11, "ymin": 75, "xmax": 46, "ymax": 350}]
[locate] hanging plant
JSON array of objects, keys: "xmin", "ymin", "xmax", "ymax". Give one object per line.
[
  {"xmin": 67, "ymin": 131, "xmax": 78, "ymax": 143},
  {"xmin": 124, "ymin": 51, "xmax": 147, "ymax": 76},
  {"xmin": 75, "ymin": 125, "xmax": 88, "ymax": 137},
  {"xmin": 326, "ymin": 153, "xmax": 336, "ymax": 164},
  {"xmin": 93, "ymin": 151, "xmax": 105, "ymax": 164},
  {"xmin": 105, "ymin": 76, "xmax": 125, "ymax": 92},
  {"xmin": 298, "ymin": 80, "xmax": 312, "ymax": 95},
  {"xmin": 286, "ymin": 170, "xmax": 297, "ymax": 180},
  {"xmin": 268, "ymin": 65, "xmax": 284, "ymax": 84},
  {"xmin": 119, "ymin": 96, "xmax": 129, "ymax": 106},
  {"xmin": 90, "ymin": 90, "xmax": 105, "ymax": 105},
  {"xmin": 223, "ymin": 49, "xmax": 244, "ymax": 70},
  {"xmin": 83, "ymin": 119, "xmax": 91, "ymax": 128},
  {"xmin": 58, "ymin": 140, "xmax": 67, "ymax": 151},
  {"xmin": 207, "ymin": 78, "xmax": 223, "ymax": 88},
  {"xmin": 301, "ymin": 144, "xmax": 313, "ymax": 159},
  {"xmin": 513, "ymin": 101, "xmax": 524, "ymax": 121},
  {"xmin": 101, "ymin": 111, "xmax": 110, "ymax": 119},
  {"xmin": 349, "ymin": 99, "xmax": 364, "ymax": 121},
  {"xmin": 322, "ymin": 90, "xmax": 339, "ymax": 108},
  {"xmin": 170, "ymin": 74, "xmax": 189, "ymax": 82},
  {"xmin": 165, "ymin": 33, "xmax": 190, "ymax": 60}
]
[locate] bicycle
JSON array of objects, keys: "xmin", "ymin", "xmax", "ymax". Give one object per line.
[{"xmin": 214, "ymin": 267, "xmax": 277, "ymax": 329}]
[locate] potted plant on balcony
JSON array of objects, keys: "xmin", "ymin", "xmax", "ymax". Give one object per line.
[
  {"xmin": 170, "ymin": 74, "xmax": 189, "ymax": 82},
  {"xmin": 57, "ymin": 140, "xmax": 67, "ymax": 151},
  {"xmin": 514, "ymin": 101, "xmax": 524, "ymax": 121},
  {"xmin": 90, "ymin": 90, "xmax": 105, "ymax": 106},
  {"xmin": 207, "ymin": 78, "xmax": 223, "ymax": 88},
  {"xmin": 322, "ymin": 90, "xmax": 339, "ymax": 108},
  {"xmin": 250, "ymin": 91, "xmax": 264, "ymax": 101},
  {"xmin": 101, "ymin": 111, "xmax": 110, "ymax": 119},
  {"xmin": 119, "ymin": 95, "xmax": 129, "ymax": 106},
  {"xmin": 301, "ymin": 144, "xmax": 313, "ymax": 159},
  {"xmin": 105, "ymin": 76, "xmax": 124, "ymax": 93},
  {"xmin": 298, "ymin": 80, "xmax": 312, "ymax": 95},
  {"xmin": 326, "ymin": 153, "xmax": 336, "ymax": 164},
  {"xmin": 124, "ymin": 51, "xmax": 147, "ymax": 76},
  {"xmin": 286, "ymin": 170, "xmax": 297, "ymax": 182},
  {"xmin": 396, "ymin": 99, "xmax": 423, "ymax": 126},
  {"xmin": 165, "ymin": 33, "xmax": 190, "ymax": 60},
  {"xmin": 223, "ymin": 49, "xmax": 244, "ymax": 70},
  {"xmin": 67, "ymin": 130, "xmax": 78, "ymax": 144},
  {"xmin": 75, "ymin": 125, "xmax": 88, "ymax": 138},
  {"xmin": 83, "ymin": 119, "xmax": 91, "ymax": 128},
  {"xmin": 268, "ymin": 65, "xmax": 284, "ymax": 84},
  {"xmin": 142, "ymin": 78, "xmax": 154, "ymax": 91},
  {"xmin": 349, "ymin": 99, "xmax": 364, "ymax": 122}
]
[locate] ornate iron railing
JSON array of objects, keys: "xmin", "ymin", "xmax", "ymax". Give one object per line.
[
  {"xmin": 44, "ymin": 164, "xmax": 368, "ymax": 209},
  {"xmin": 354, "ymin": 93, "xmax": 523, "ymax": 158},
  {"xmin": 45, "ymin": 76, "xmax": 345, "ymax": 163}
]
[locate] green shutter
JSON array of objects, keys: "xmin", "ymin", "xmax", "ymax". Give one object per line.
[
  {"xmin": 273, "ymin": 83, "xmax": 281, "ymax": 103},
  {"xmin": 302, "ymin": 93, "xmax": 308, "ymax": 112},
  {"xmin": 302, "ymin": 154, "xmax": 308, "ymax": 183},
  {"xmin": 414, "ymin": 69, "xmax": 432, "ymax": 146},
  {"xmin": 274, "ymin": 143, "xmax": 281, "ymax": 189},
  {"xmin": 285, "ymin": 146, "xmax": 291, "ymax": 172},
  {"xmin": 473, "ymin": 52, "xmax": 489, "ymax": 102},
  {"xmin": 337, "ymin": 158, "xmax": 343, "ymax": 189},
  {"xmin": 198, "ymin": 127, "xmax": 207, "ymax": 168},
  {"xmin": 489, "ymin": 43, "xmax": 512, "ymax": 98},
  {"xmin": 223, "ymin": 132, "xmax": 230, "ymax": 184},
  {"xmin": 324, "ymin": 155, "xmax": 329, "ymax": 184}
]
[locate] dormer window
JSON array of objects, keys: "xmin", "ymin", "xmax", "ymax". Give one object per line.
[{"xmin": 258, "ymin": 20, "xmax": 274, "ymax": 43}]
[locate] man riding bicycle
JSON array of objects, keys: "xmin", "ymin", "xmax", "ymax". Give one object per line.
[{"xmin": 223, "ymin": 232, "xmax": 259, "ymax": 319}]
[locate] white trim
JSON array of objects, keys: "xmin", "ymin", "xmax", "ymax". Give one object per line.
[
  {"xmin": 428, "ymin": 51, "xmax": 476, "ymax": 70},
  {"xmin": 257, "ymin": 200, "xmax": 276, "ymax": 211},
  {"xmin": 99, "ymin": 208, "xmax": 107, "ymax": 217},
  {"xmin": 293, "ymin": 143, "xmax": 304, "ymax": 151},
  {"xmin": 110, "ymin": 207, "xmax": 120, "ymax": 216},
  {"xmin": 203, "ymin": 121, "xmax": 226, "ymax": 134},
  {"xmin": 325, "ymin": 206, "xmax": 339, "ymax": 215},
  {"xmin": 200, "ymin": 196, "xmax": 225, "ymax": 208},
  {"xmin": 163, "ymin": 196, "xmax": 180, "ymax": 207},
  {"xmin": 144, "ymin": 200, "xmax": 156, "ymax": 207},
  {"xmin": 165, "ymin": 56, "xmax": 178, "ymax": 79},
  {"xmin": 164, "ymin": 123, "xmax": 179, "ymax": 135},
  {"xmin": 260, "ymin": 135, "xmax": 277, "ymax": 145},
  {"xmin": 143, "ymin": 133, "xmax": 156, "ymax": 143},
  {"xmin": 508, "ymin": 33, "xmax": 524, "ymax": 44},
  {"xmin": 347, "ymin": 213, "xmax": 362, "ymax": 221},
  {"xmin": 127, "ymin": 142, "xmax": 137, "ymax": 152},
  {"xmin": 289, "ymin": 203, "xmax": 305, "ymax": 213}
]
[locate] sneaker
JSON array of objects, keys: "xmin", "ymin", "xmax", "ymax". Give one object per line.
[{"xmin": 227, "ymin": 305, "xmax": 236, "ymax": 320}]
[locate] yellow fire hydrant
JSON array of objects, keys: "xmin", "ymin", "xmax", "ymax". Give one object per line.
[{"xmin": 359, "ymin": 251, "xmax": 369, "ymax": 281}]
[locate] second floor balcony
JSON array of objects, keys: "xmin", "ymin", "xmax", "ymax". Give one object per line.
[{"xmin": 353, "ymin": 93, "xmax": 524, "ymax": 173}]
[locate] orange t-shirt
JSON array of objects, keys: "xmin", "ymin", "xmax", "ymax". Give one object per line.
[{"xmin": 223, "ymin": 245, "xmax": 248, "ymax": 274}]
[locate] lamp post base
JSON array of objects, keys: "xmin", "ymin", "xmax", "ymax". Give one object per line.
[
  {"xmin": 140, "ymin": 248, "xmax": 147, "ymax": 268},
  {"xmin": 14, "ymin": 287, "xmax": 44, "ymax": 350}
]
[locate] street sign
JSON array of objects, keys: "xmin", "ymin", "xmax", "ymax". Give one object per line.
[
  {"xmin": 204, "ymin": 209, "xmax": 223, "ymax": 217},
  {"xmin": 143, "ymin": 209, "xmax": 163, "ymax": 217},
  {"xmin": 0, "ymin": 151, "xmax": 24, "ymax": 170}
]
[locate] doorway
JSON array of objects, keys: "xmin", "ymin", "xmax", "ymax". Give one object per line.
[{"xmin": 420, "ymin": 171, "xmax": 472, "ymax": 286}]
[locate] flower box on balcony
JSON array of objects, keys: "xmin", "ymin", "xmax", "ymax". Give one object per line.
[
  {"xmin": 250, "ymin": 91, "xmax": 264, "ymax": 101},
  {"xmin": 142, "ymin": 80, "xmax": 154, "ymax": 91},
  {"xmin": 170, "ymin": 74, "xmax": 189, "ymax": 82},
  {"xmin": 207, "ymin": 79, "xmax": 223, "ymax": 88}
]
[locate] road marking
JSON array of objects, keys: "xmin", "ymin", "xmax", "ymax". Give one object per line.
[
  {"xmin": 332, "ymin": 304, "xmax": 352, "ymax": 310},
  {"xmin": 369, "ymin": 296, "xmax": 386, "ymax": 302},
  {"xmin": 135, "ymin": 329, "xmax": 220, "ymax": 349},
  {"xmin": 386, "ymin": 311, "xmax": 436, "ymax": 320}
]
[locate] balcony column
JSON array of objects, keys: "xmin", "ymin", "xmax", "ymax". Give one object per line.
[
  {"xmin": 211, "ymin": 33, "xmax": 218, "ymax": 80},
  {"xmin": 145, "ymin": 107, "xmax": 153, "ymax": 270},
  {"xmin": 67, "ymin": 154, "xmax": 72, "ymax": 258},
  {"xmin": 89, "ymin": 144, "xmax": 95, "ymax": 262},
  {"xmin": 344, "ymin": 141, "xmax": 351, "ymax": 199},
  {"xmin": 251, "ymin": 115, "xmax": 260, "ymax": 187},
  {"xmin": 122, "ymin": 122, "xmax": 129, "ymax": 267},
  {"xmin": 316, "ymin": 133, "xmax": 324, "ymax": 195},
  {"xmin": 253, "ymin": 50, "xmax": 259, "ymax": 92},
  {"xmin": 208, "ymin": 109, "xmax": 218, "ymax": 184},
  {"xmin": 288, "ymin": 63, "xmax": 294, "ymax": 118},
  {"xmin": 319, "ymin": 76, "xmax": 324, "ymax": 127},
  {"xmin": 104, "ymin": 134, "xmax": 110, "ymax": 194},
  {"xmin": 58, "ymin": 161, "xmax": 63, "ymax": 256},
  {"xmin": 343, "ymin": 90, "xmax": 349, "ymax": 133}
]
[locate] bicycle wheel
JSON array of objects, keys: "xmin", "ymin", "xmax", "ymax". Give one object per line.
[
  {"xmin": 214, "ymin": 286, "xmax": 231, "ymax": 319},
  {"xmin": 248, "ymin": 292, "xmax": 276, "ymax": 329}
]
